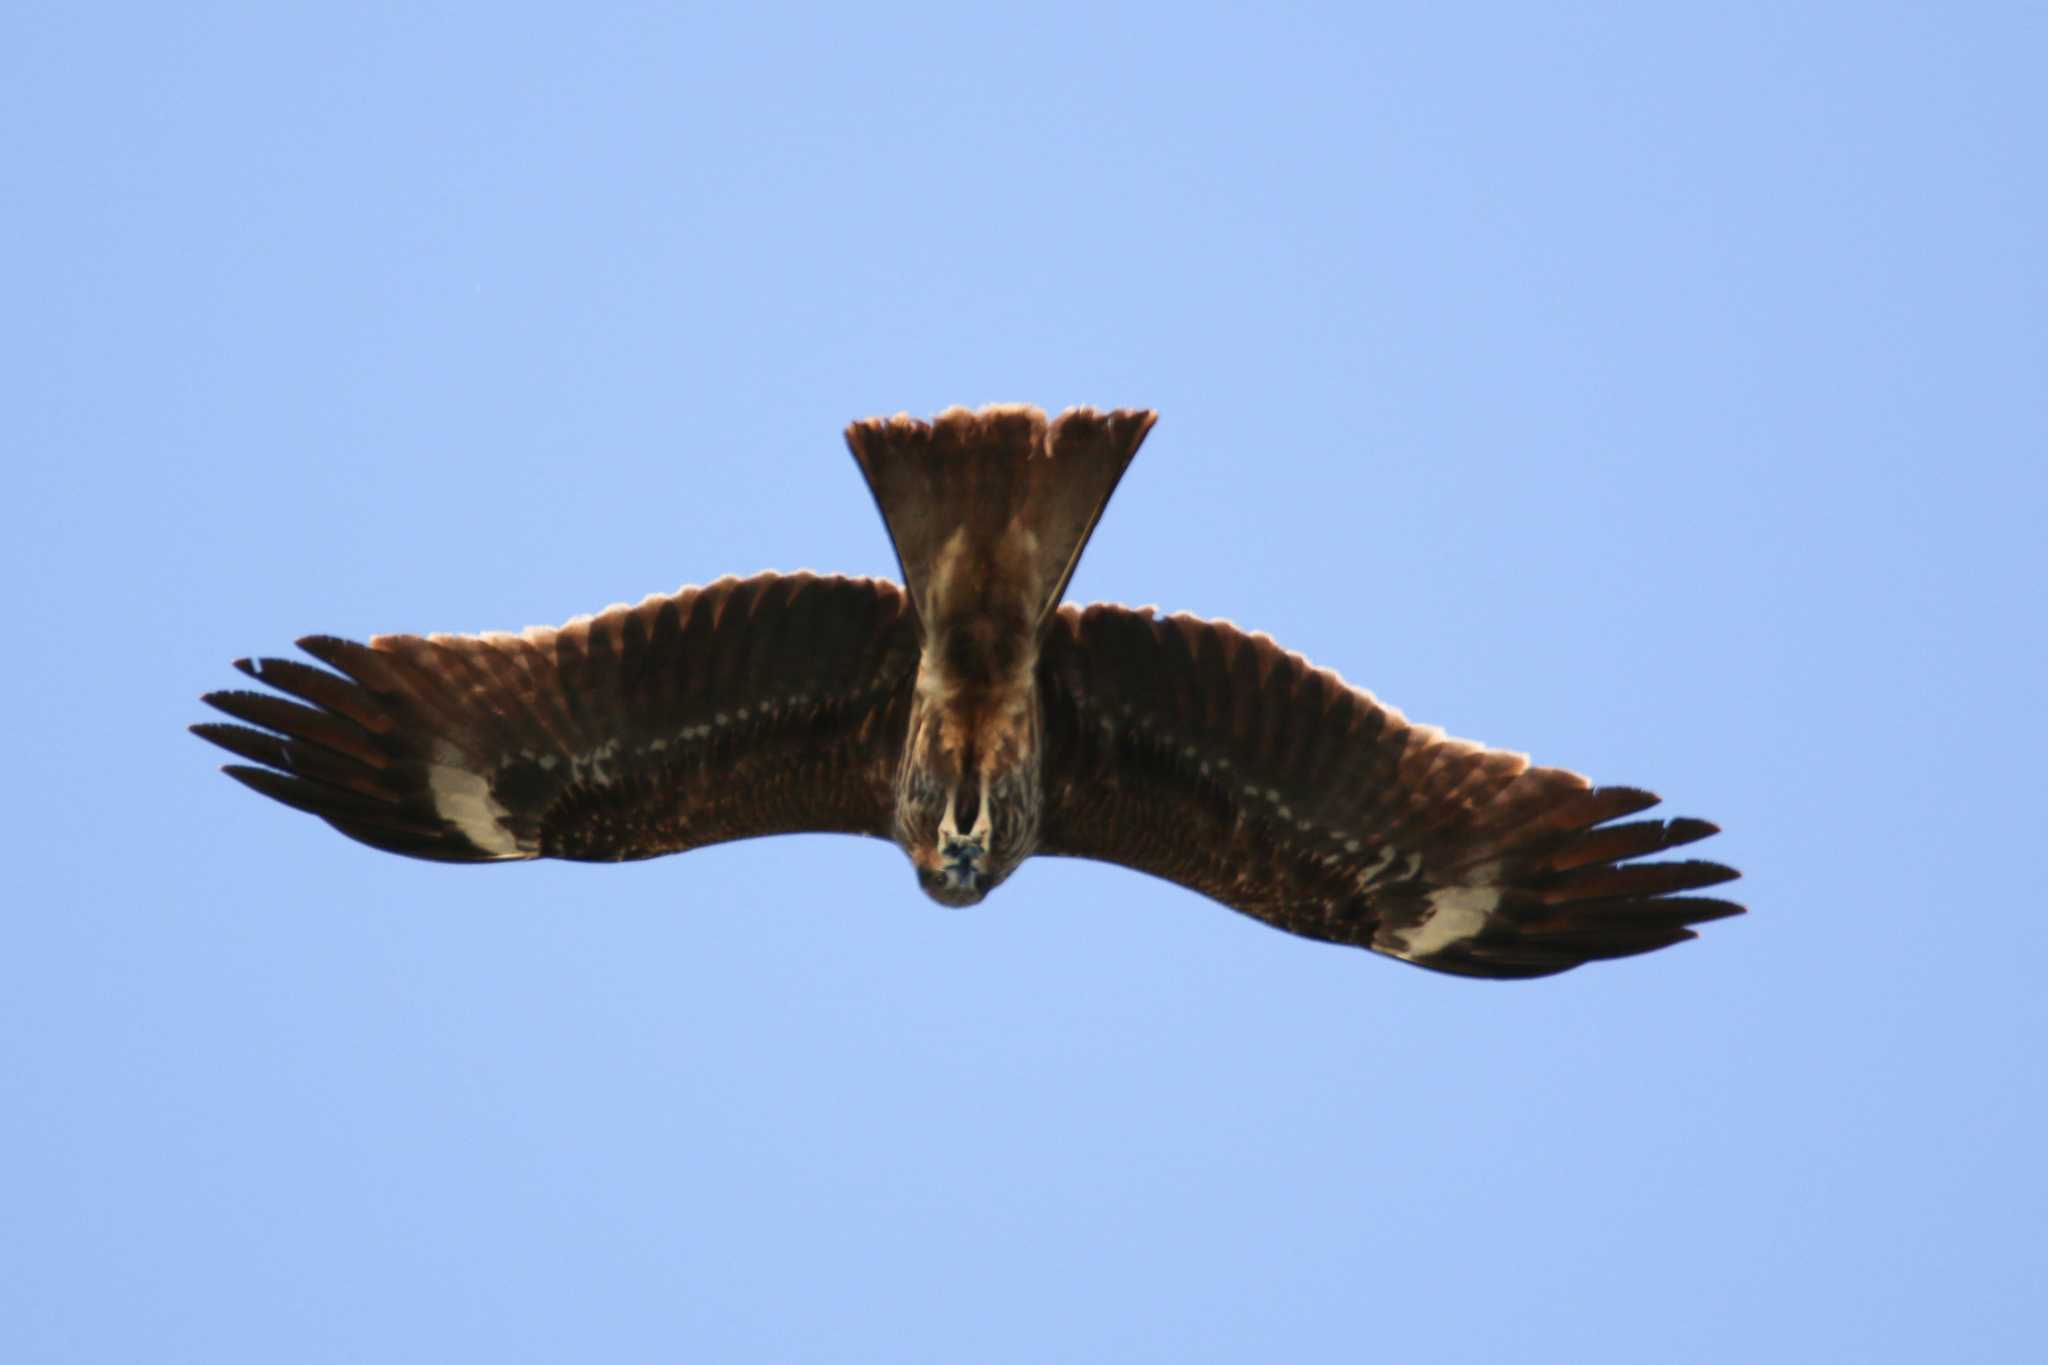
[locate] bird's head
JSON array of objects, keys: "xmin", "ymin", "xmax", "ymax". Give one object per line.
[
  {"xmin": 898, "ymin": 764, "xmax": 1038, "ymax": 909},
  {"xmin": 906, "ymin": 774, "xmax": 999, "ymax": 906},
  {"xmin": 917, "ymin": 833, "xmax": 994, "ymax": 906}
]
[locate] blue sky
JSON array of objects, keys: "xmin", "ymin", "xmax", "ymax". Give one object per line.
[{"xmin": 6, "ymin": 3, "xmax": 2043, "ymax": 1361}]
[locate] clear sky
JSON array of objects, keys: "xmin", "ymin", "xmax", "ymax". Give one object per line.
[{"xmin": 7, "ymin": 3, "xmax": 2043, "ymax": 1361}]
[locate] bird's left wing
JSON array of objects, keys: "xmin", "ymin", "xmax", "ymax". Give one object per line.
[
  {"xmin": 194, "ymin": 572, "xmax": 919, "ymax": 863},
  {"xmin": 1036, "ymin": 604, "xmax": 1742, "ymax": 978}
]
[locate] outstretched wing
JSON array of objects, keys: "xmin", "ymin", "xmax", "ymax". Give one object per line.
[
  {"xmin": 194, "ymin": 572, "xmax": 919, "ymax": 863},
  {"xmin": 1037, "ymin": 604, "xmax": 1742, "ymax": 978}
]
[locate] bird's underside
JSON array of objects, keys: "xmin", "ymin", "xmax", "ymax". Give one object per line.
[{"xmin": 195, "ymin": 404, "xmax": 1742, "ymax": 979}]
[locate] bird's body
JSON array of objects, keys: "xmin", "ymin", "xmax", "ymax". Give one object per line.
[
  {"xmin": 195, "ymin": 405, "xmax": 1742, "ymax": 978},
  {"xmin": 852, "ymin": 406, "xmax": 1150, "ymax": 905}
]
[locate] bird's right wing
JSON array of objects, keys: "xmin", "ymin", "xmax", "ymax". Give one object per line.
[{"xmin": 194, "ymin": 572, "xmax": 920, "ymax": 863}]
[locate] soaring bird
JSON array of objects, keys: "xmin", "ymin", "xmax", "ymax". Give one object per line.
[{"xmin": 194, "ymin": 406, "xmax": 1740, "ymax": 978}]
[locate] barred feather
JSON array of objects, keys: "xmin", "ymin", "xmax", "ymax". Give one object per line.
[
  {"xmin": 195, "ymin": 573, "xmax": 918, "ymax": 863},
  {"xmin": 1037, "ymin": 605, "xmax": 1742, "ymax": 979}
]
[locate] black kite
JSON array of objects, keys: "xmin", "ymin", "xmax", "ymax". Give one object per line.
[{"xmin": 194, "ymin": 406, "xmax": 1741, "ymax": 978}]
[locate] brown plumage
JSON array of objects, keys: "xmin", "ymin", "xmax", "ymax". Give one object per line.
[{"xmin": 194, "ymin": 404, "xmax": 1741, "ymax": 978}]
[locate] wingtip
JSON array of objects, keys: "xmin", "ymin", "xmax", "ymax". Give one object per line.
[
  {"xmin": 1588, "ymin": 785, "xmax": 1664, "ymax": 819},
  {"xmin": 1671, "ymin": 895, "xmax": 1747, "ymax": 924},
  {"xmin": 1689, "ymin": 859, "xmax": 1742, "ymax": 891},
  {"xmin": 218, "ymin": 762, "xmax": 285, "ymax": 794}
]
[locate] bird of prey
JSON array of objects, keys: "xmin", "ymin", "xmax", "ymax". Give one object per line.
[{"xmin": 194, "ymin": 405, "xmax": 1740, "ymax": 978}]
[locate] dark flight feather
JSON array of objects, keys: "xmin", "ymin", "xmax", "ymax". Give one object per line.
[
  {"xmin": 1036, "ymin": 604, "xmax": 1739, "ymax": 977},
  {"xmin": 196, "ymin": 573, "xmax": 919, "ymax": 863}
]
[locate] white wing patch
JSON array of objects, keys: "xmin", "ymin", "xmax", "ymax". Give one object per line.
[
  {"xmin": 425, "ymin": 755, "xmax": 527, "ymax": 859},
  {"xmin": 1386, "ymin": 885, "xmax": 1501, "ymax": 961}
]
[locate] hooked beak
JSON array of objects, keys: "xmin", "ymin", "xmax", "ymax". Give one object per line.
[{"xmin": 917, "ymin": 834, "xmax": 990, "ymax": 906}]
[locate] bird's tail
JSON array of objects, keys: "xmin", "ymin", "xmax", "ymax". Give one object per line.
[{"xmin": 845, "ymin": 406, "xmax": 1155, "ymax": 655}]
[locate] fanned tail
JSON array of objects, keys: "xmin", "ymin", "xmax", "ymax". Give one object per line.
[{"xmin": 844, "ymin": 405, "xmax": 1155, "ymax": 645}]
